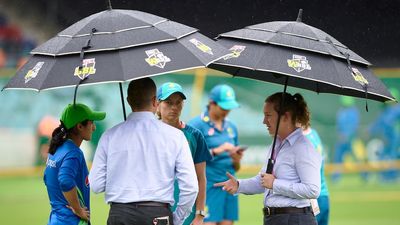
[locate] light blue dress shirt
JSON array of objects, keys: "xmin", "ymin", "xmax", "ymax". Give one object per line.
[
  {"xmin": 89, "ymin": 112, "xmax": 198, "ymax": 225},
  {"xmin": 237, "ymin": 128, "xmax": 321, "ymax": 208}
]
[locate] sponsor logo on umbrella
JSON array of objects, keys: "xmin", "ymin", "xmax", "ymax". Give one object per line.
[
  {"xmin": 145, "ymin": 49, "xmax": 171, "ymax": 69},
  {"xmin": 351, "ymin": 68, "xmax": 369, "ymax": 85},
  {"xmin": 74, "ymin": 58, "xmax": 96, "ymax": 80},
  {"xmin": 287, "ymin": 54, "xmax": 312, "ymax": 72},
  {"xmin": 189, "ymin": 38, "xmax": 213, "ymax": 55},
  {"xmin": 223, "ymin": 45, "xmax": 246, "ymax": 60},
  {"xmin": 24, "ymin": 62, "xmax": 44, "ymax": 83}
]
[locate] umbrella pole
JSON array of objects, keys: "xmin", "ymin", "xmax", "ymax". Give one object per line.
[
  {"xmin": 266, "ymin": 76, "xmax": 289, "ymax": 174},
  {"xmin": 119, "ymin": 83, "xmax": 127, "ymax": 121},
  {"xmin": 73, "ymin": 77, "xmax": 88, "ymax": 106}
]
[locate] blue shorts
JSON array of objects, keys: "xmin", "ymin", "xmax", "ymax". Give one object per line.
[
  {"xmin": 316, "ymin": 195, "xmax": 330, "ymax": 225},
  {"xmin": 204, "ymin": 184, "xmax": 238, "ymax": 222}
]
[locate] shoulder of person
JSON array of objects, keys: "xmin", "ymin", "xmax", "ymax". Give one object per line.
[
  {"xmin": 185, "ymin": 124, "xmax": 203, "ymax": 135},
  {"xmin": 225, "ymin": 118, "xmax": 237, "ymax": 127},
  {"xmin": 157, "ymin": 120, "xmax": 184, "ymax": 134},
  {"xmin": 188, "ymin": 115, "xmax": 202, "ymax": 125}
]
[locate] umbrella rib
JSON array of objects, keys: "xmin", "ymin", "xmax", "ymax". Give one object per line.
[
  {"xmin": 124, "ymin": 66, "xmax": 206, "ymax": 83},
  {"xmin": 58, "ymin": 25, "xmax": 154, "ymax": 38},
  {"xmin": 219, "ymin": 34, "xmax": 369, "ymax": 65},
  {"xmin": 212, "ymin": 61, "xmax": 255, "ymax": 71},
  {"xmin": 247, "ymin": 25, "xmax": 348, "ymax": 48},
  {"xmin": 31, "ymin": 38, "xmax": 178, "ymax": 56}
]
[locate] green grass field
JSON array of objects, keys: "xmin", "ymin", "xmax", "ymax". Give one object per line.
[{"xmin": 0, "ymin": 173, "xmax": 399, "ymax": 225}]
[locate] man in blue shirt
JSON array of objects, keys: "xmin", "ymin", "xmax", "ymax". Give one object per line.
[
  {"xmin": 189, "ymin": 84, "xmax": 243, "ymax": 225},
  {"xmin": 157, "ymin": 82, "xmax": 213, "ymax": 225}
]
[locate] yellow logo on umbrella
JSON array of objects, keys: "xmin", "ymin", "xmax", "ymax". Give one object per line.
[
  {"xmin": 189, "ymin": 38, "xmax": 213, "ymax": 55},
  {"xmin": 25, "ymin": 61, "xmax": 44, "ymax": 83},
  {"xmin": 351, "ymin": 68, "xmax": 368, "ymax": 85},
  {"xmin": 224, "ymin": 45, "xmax": 246, "ymax": 60},
  {"xmin": 145, "ymin": 48, "xmax": 171, "ymax": 69},
  {"xmin": 74, "ymin": 58, "xmax": 96, "ymax": 80},
  {"xmin": 287, "ymin": 54, "xmax": 311, "ymax": 72}
]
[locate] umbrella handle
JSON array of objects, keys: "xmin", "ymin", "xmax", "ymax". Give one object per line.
[{"xmin": 266, "ymin": 159, "xmax": 274, "ymax": 174}]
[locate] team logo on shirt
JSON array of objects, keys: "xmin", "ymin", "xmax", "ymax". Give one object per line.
[
  {"xmin": 85, "ymin": 176, "xmax": 90, "ymax": 187},
  {"xmin": 208, "ymin": 128, "xmax": 215, "ymax": 136},
  {"xmin": 46, "ymin": 157, "xmax": 56, "ymax": 168},
  {"xmin": 227, "ymin": 127, "xmax": 235, "ymax": 138}
]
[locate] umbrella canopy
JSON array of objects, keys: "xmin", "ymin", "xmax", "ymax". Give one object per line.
[
  {"xmin": 210, "ymin": 10, "xmax": 395, "ymax": 174},
  {"xmin": 211, "ymin": 38, "xmax": 394, "ymax": 102},
  {"xmin": 219, "ymin": 21, "xmax": 371, "ymax": 66},
  {"xmin": 210, "ymin": 10, "xmax": 394, "ymax": 103},
  {"xmin": 3, "ymin": 9, "xmax": 230, "ymax": 91}
]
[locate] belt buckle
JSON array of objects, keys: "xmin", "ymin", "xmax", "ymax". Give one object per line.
[{"xmin": 264, "ymin": 207, "xmax": 271, "ymax": 216}]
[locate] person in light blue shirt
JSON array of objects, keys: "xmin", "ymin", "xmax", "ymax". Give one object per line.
[
  {"xmin": 189, "ymin": 84, "xmax": 244, "ymax": 225},
  {"xmin": 215, "ymin": 92, "xmax": 321, "ymax": 225},
  {"xmin": 368, "ymin": 88, "xmax": 400, "ymax": 181},
  {"xmin": 44, "ymin": 103, "xmax": 106, "ymax": 225},
  {"xmin": 157, "ymin": 82, "xmax": 213, "ymax": 225},
  {"xmin": 303, "ymin": 127, "xmax": 330, "ymax": 225},
  {"xmin": 89, "ymin": 78, "xmax": 198, "ymax": 225},
  {"xmin": 333, "ymin": 96, "xmax": 360, "ymax": 182}
]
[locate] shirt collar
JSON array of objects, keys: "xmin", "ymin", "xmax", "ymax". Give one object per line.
[
  {"xmin": 200, "ymin": 109, "xmax": 228, "ymax": 130},
  {"xmin": 279, "ymin": 127, "xmax": 303, "ymax": 146},
  {"xmin": 127, "ymin": 111, "xmax": 157, "ymax": 120}
]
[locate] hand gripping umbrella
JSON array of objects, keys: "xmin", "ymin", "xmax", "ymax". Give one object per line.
[
  {"xmin": 210, "ymin": 9, "xmax": 395, "ymax": 174},
  {"xmin": 3, "ymin": 2, "xmax": 230, "ymax": 120}
]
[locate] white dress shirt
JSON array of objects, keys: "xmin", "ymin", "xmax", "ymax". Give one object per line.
[
  {"xmin": 237, "ymin": 128, "xmax": 321, "ymax": 208},
  {"xmin": 89, "ymin": 112, "xmax": 198, "ymax": 225}
]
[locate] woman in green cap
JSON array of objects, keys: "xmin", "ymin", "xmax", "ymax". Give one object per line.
[{"xmin": 43, "ymin": 103, "xmax": 105, "ymax": 225}]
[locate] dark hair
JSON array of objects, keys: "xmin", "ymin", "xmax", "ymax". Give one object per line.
[
  {"xmin": 48, "ymin": 120, "xmax": 89, "ymax": 155},
  {"xmin": 265, "ymin": 92, "xmax": 310, "ymax": 128},
  {"xmin": 127, "ymin": 77, "xmax": 156, "ymax": 110}
]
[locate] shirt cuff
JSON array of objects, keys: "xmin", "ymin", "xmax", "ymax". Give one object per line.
[{"xmin": 173, "ymin": 211, "xmax": 184, "ymax": 225}]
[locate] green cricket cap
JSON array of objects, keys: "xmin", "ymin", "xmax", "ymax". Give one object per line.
[{"xmin": 60, "ymin": 103, "xmax": 106, "ymax": 129}]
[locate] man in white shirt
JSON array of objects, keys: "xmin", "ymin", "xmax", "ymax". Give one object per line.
[{"xmin": 89, "ymin": 77, "xmax": 198, "ymax": 225}]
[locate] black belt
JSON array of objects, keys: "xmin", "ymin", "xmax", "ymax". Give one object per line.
[
  {"xmin": 263, "ymin": 206, "xmax": 312, "ymax": 216},
  {"xmin": 111, "ymin": 201, "xmax": 169, "ymax": 208}
]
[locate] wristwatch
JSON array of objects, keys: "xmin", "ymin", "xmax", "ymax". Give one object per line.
[{"xmin": 195, "ymin": 210, "xmax": 207, "ymax": 217}]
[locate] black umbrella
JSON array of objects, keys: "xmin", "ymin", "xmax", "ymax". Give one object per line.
[
  {"xmin": 3, "ymin": 5, "xmax": 230, "ymax": 120},
  {"xmin": 210, "ymin": 9, "xmax": 395, "ymax": 174}
]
